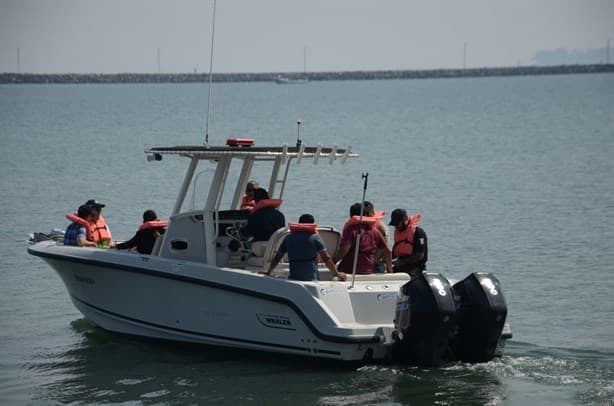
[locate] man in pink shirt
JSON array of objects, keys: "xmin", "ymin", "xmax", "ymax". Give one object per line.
[{"xmin": 335, "ymin": 203, "xmax": 393, "ymax": 275}]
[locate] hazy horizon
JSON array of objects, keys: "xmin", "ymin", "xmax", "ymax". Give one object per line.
[{"xmin": 1, "ymin": 0, "xmax": 613, "ymax": 74}]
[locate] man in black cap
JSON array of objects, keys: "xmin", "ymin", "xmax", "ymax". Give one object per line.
[
  {"xmin": 388, "ymin": 208, "xmax": 428, "ymax": 278},
  {"xmin": 85, "ymin": 199, "xmax": 112, "ymax": 246},
  {"xmin": 113, "ymin": 209, "xmax": 166, "ymax": 254}
]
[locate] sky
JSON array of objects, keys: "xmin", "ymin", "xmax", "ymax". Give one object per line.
[{"xmin": 1, "ymin": 0, "xmax": 613, "ymax": 74}]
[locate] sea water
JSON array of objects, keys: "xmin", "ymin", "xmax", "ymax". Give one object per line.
[{"xmin": 0, "ymin": 74, "xmax": 613, "ymax": 405}]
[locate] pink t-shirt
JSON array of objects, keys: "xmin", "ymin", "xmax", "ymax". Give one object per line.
[{"xmin": 338, "ymin": 224, "xmax": 387, "ymax": 274}]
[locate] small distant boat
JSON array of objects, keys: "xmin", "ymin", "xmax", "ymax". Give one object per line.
[
  {"xmin": 275, "ymin": 75, "xmax": 308, "ymax": 84},
  {"xmin": 275, "ymin": 47, "xmax": 309, "ymax": 84}
]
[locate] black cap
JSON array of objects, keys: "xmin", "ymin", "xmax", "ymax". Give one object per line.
[
  {"xmin": 85, "ymin": 199, "xmax": 106, "ymax": 208},
  {"xmin": 388, "ymin": 208, "xmax": 407, "ymax": 226}
]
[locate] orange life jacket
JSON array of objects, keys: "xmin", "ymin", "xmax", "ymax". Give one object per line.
[
  {"xmin": 288, "ymin": 222, "xmax": 318, "ymax": 234},
  {"xmin": 67, "ymin": 213, "xmax": 112, "ymax": 245},
  {"xmin": 372, "ymin": 210, "xmax": 386, "ymax": 220},
  {"xmin": 139, "ymin": 220, "xmax": 168, "ymax": 231},
  {"xmin": 392, "ymin": 214, "xmax": 422, "ymax": 257},
  {"xmin": 91, "ymin": 215, "xmax": 112, "ymax": 245},
  {"xmin": 240, "ymin": 194, "xmax": 255, "ymax": 210},
  {"xmin": 66, "ymin": 213, "xmax": 94, "ymax": 241},
  {"xmin": 252, "ymin": 198, "xmax": 283, "ymax": 213},
  {"xmin": 343, "ymin": 215, "xmax": 379, "ymax": 230},
  {"xmin": 289, "ymin": 222, "xmax": 322, "ymax": 262}
]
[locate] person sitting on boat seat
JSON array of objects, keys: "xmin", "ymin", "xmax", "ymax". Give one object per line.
[
  {"xmin": 85, "ymin": 199, "xmax": 112, "ymax": 247},
  {"xmin": 63, "ymin": 204, "xmax": 97, "ymax": 247},
  {"xmin": 388, "ymin": 208, "xmax": 428, "ymax": 279},
  {"xmin": 261, "ymin": 214, "xmax": 346, "ymax": 281},
  {"xmin": 335, "ymin": 203, "xmax": 392, "ymax": 275},
  {"xmin": 112, "ymin": 210, "xmax": 167, "ymax": 255},
  {"xmin": 240, "ymin": 188, "xmax": 285, "ymax": 243},
  {"xmin": 240, "ymin": 180, "xmax": 259, "ymax": 210}
]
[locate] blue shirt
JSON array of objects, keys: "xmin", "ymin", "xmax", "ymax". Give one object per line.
[
  {"xmin": 277, "ymin": 232, "xmax": 325, "ymax": 281},
  {"xmin": 63, "ymin": 222, "xmax": 87, "ymax": 246}
]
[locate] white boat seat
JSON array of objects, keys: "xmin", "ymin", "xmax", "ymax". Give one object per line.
[
  {"xmin": 250, "ymin": 241, "xmax": 268, "ymax": 257},
  {"xmin": 246, "ymin": 226, "xmax": 341, "ymax": 270},
  {"xmin": 317, "ymin": 228, "xmax": 341, "ymax": 259},
  {"xmin": 245, "ymin": 227, "xmax": 289, "ymax": 269}
]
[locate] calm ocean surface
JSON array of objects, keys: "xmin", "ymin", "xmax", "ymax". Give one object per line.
[{"xmin": 1, "ymin": 74, "xmax": 613, "ymax": 405}]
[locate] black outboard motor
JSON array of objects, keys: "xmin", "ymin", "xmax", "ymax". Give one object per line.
[
  {"xmin": 393, "ymin": 272, "xmax": 458, "ymax": 367},
  {"xmin": 450, "ymin": 272, "xmax": 507, "ymax": 363}
]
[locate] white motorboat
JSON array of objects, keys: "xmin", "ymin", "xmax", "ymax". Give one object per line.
[
  {"xmin": 275, "ymin": 75, "xmax": 308, "ymax": 84},
  {"xmin": 275, "ymin": 47, "xmax": 309, "ymax": 84},
  {"xmin": 28, "ymin": 141, "xmax": 511, "ymax": 366}
]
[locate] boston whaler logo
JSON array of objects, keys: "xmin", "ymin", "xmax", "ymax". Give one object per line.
[{"xmin": 256, "ymin": 313, "xmax": 295, "ymax": 330}]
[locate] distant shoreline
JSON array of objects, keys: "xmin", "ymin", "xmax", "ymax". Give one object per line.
[{"xmin": 1, "ymin": 64, "xmax": 613, "ymax": 84}]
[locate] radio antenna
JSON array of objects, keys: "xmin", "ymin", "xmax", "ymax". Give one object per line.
[{"xmin": 204, "ymin": 0, "xmax": 217, "ymax": 146}]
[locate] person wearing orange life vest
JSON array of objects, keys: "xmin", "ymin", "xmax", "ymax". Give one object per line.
[
  {"xmin": 63, "ymin": 204, "xmax": 97, "ymax": 247},
  {"xmin": 85, "ymin": 199, "xmax": 112, "ymax": 247},
  {"xmin": 240, "ymin": 180, "xmax": 259, "ymax": 210},
  {"xmin": 112, "ymin": 210, "xmax": 167, "ymax": 254},
  {"xmin": 261, "ymin": 214, "xmax": 346, "ymax": 281},
  {"xmin": 240, "ymin": 188, "xmax": 285, "ymax": 242},
  {"xmin": 388, "ymin": 208, "xmax": 428, "ymax": 279},
  {"xmin": 335, "ymin": 202, "xmax": 393, "ymax": 275}
]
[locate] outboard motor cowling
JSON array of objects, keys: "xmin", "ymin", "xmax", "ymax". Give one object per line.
[
  {"xmin": 450, "ymin": 272, "xmax": 507, "ymax": 363},
  {"xmin": 393, "ymin": 272, "xmax": 458, "ymax": 367}
]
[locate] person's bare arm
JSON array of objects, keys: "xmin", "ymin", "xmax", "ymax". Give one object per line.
[
  {"xmin": 77, "ymin": 236, "xmax": 97, "ymax": 247},
  {"xmin": 260, "ymin": 252, "xmax": 283, "ymax": 276},
  {"xmin": 320, "ymin": 250, "xmax": 346, "ymax": 281},
  {"xmin": 382, "ymin": 245, "xmax": 393, "ymax": 273},
  {"xmin": 334, "ymin": 242, "xmax": 350, "ymax": 264}
]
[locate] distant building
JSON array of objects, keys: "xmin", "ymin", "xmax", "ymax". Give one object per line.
[{"xmin": 533, "ymin": 47, "xmax": 609, "ymax": 65}]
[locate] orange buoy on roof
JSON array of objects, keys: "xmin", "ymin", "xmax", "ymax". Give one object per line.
[{"xmin": 226, "ymin": 138, "xmax": 254, "ymax": 147}]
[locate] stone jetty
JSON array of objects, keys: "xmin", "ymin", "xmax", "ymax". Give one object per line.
[{"xmin": 1, "ymin": 64, "xmax": 612, "ymax": 84}]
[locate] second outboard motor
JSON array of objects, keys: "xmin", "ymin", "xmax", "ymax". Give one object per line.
[
  {"xmin": 393, "ymin": 272, "xmax": 457, "ymax": 367},
  {"xmin": 450, "ymin": 272, "xmax": 507, "ymax": 363}
]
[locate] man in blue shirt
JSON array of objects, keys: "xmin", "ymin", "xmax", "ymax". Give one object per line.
[
  {"xmin": 63, "ymin": 204, "xmax": 97, "ymax": 247},
  {"xmin": 262, "ymin": 214, "xmax": 346, "ymax": 281}
]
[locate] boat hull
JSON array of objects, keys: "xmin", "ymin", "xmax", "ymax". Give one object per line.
[
  {"xmin": 30, "ymin": 242, "xmax": 394, "ymax": 362},
  {"xmin": 29, "ymin": 242, "xmax": 511, "ymax": 365}
]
